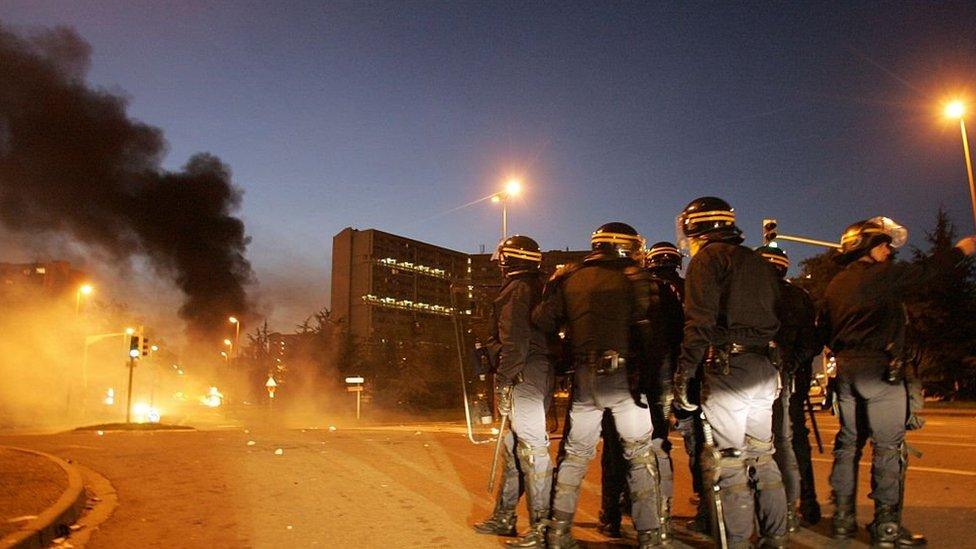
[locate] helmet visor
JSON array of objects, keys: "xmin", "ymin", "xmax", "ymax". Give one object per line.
[
  {"xmin": 869, "ymin": 216, "xmax": 908, "ymax": 248},
  {"xmin": 490, "ymin": 238, "xmax": 505, "ymax": 262},
  {"xmin": 675, "ymin": 214, "xmax": 691, "ymax": 253}
]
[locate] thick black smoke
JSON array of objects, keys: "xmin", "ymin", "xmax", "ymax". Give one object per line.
[{"xmin": 0, "ymin": 25, "xmax": 252, "ymax": 339}]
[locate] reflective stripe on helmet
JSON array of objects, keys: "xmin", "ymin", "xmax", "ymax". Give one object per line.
[
  {"xmin": 761, "ymin": 253, "xmax": 790, "ymax": 269},
  {"xmin": 840, "ymin": 227, "xmax": 884, "ymax": 245},
  {"xmin": 684, "ymin": 210, "xmax": 736, "ymax": 223},
  {"xmin": 591, "ymin": 232, "xmax": 642, "ymax": 244},
  {"xmin": 648, "ymin": 246, "xmax": 681, "ymax": 258},
  {"xmin": 500, "ymin": 247, "xmax": 542, "ymax": 262}
]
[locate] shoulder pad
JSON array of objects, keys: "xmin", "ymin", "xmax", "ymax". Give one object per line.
[
  {"xmin": 623, "ymin": 264, "xmax": 650, "ymax": 282},
  {"xmin": 543, "ymin": 262, "xmax": 581, "ymax": 298},
  {"xmin": 784, "ymin": 279, "xmax": 812, "ymax": 297},
  {"xmin": 549, "ymin": 262, "xmax": 581, "ymax": 284}
]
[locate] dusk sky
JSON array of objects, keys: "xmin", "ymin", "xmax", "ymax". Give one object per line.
[{"xmin": 2, "ymin": 2, "xmax": 975, "ymax": 330}]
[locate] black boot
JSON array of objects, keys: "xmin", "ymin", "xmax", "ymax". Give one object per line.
[
  {"xmin": 508, "ymin": 511, "xmax": 547, "ymax": 547},
  {"xmin": 869, "ymin": 505, "xmax": 927, "ymax": 547},
  {"xmin": 659, "ymin": 497, "xmax": 672, "ymax": 543},
  {"xmin": 473, "ymin": 508, "xmax": 517, "ymax": 536},
  {"xmin": 685, "ymin": 495, "xmax": 710, "ymax": 534},
  {"xmin": 786, "ymin": 508, "xmax": 800, "ymax": 533},
  {"xmin": 597, "ymin": 508, "xmax": 621, "ymax": 538},
  {"xmin": 546, "ymin": 518, "xmax": 579, "ymax": 549},
  {"xmin": 832, "ymin": 496, "xmax": 857, "ymax": 539},
  {"xmin": 637, "ymin": 528, "xmax": 663, "ymax": 548},
  {"xmin": 799, "ymin": 497, "xmax": 821, "ymax": 526}
]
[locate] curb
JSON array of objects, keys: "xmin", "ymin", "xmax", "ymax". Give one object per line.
[{"xmin": 0, "ymin": 446, "xmax": 87, "ymax": 549}]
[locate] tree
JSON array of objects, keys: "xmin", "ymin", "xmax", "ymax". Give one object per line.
[
  {"xmin": 792, "ymin": 248, "xmax": 843, "ymax": 304},
  {"xmin": 905, "ymin": 208, "xmax": 976, "ymax": 398}
]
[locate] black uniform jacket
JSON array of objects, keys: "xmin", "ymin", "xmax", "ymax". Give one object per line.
[
  {"xmin": 820, "ymin": 250, "xmax": 964, "ymax": 354},
  {"xmin": 532, "ymin": 253, "xmax": 644, "ymax": 359},
  {"xmin": 678, "ymin": 241, "xmax": 780, "ymax": 376},
  {"xmin": 775, "ymin": 279, "xmax": 820, "ymax": 373},
  {"xmin": 487, "ymin": 272, "xmax": 549, "ymax": 385}
]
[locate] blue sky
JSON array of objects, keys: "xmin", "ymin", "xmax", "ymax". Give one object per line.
[{"xmin": 2, "ymin": 2, "xmax": 975, "ymax": 329}]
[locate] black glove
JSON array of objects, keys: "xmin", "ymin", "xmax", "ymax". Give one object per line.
[
  {"xmin": 672, "ymin": 374, "xmax": 698, "ymax": 412},
  {"xmin": 496, "ymin": 384, "xmax": 513, "ymax": 416},
  {"xmin": 495, "ymin": 372, "xmax": 523, "ymax": 416}
]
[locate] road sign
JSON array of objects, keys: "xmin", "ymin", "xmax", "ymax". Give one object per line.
[
  {"xmin": 347, "ymin": 386, "xmax": 363, "ymax": 392},
  {"xmin": 345, "ymin": 376, "xmax": 364, "ymax": 384}
]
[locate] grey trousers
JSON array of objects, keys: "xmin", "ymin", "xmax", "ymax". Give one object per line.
[
  {"xmin": 496, "ymin": 359, "xmax": 554, "ymax": 516},
  {"xmin": 702, "ymin": 354, "xmax": 788, "ymax": 544},
  {"xmin": 828, "ymin": 353, "xmax": 906, "ymax": 508},
  {"xmin": 552, "ymin": 366, "xmax": 661, "ymax": 530},
  {"xmin": 772, "ymin": 370, "xmax": 801, "ymax": 505}
]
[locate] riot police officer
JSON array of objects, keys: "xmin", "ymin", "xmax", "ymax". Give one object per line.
[
  {"xmin": 822, "ymin": 217, "xmax": 976, "ymax": 545},
  {"xmin": 598, "ymin": 241, "xmax": 684, "ymax": 539},
  {"xmin": 645, "ymin": 242, "xmax": 700, "ymax": 530},
  {"xmin": 533, "ymin": 222, "xmax": 668, "ymax": 548},
  {"xmin": 473, "ymin": 235, "xmax": 554, "ymax": 547},
  {"xmin": 756, "ymin": 245, "xmax": 821, "ymax": 531},
  {"xmin": 672, "ymin": 197, "xmax": 789, "ymax": 548}
]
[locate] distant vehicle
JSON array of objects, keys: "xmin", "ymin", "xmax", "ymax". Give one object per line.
[{"xmin": 807, "ymin": 352, "xmax": 835, "ymax": 410}]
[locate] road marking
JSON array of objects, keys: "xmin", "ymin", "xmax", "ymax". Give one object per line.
[{"xmin": 811, "ymin": 457, "xmax": 976, "ymax": 477}]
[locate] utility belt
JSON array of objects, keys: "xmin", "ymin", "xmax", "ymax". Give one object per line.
[
  {"xmin": 706, "ymin": 342, "xmax": 779, "ymax": 375},
  {"xmin": 575, "ymin": 349, "xmax": 627, "ymax": 376}
]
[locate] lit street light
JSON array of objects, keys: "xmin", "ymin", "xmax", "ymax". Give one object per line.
[
  {"xmin": 75, "ymin": 283, "xmax": 93, "ymax": 316},
  {"xmin": 945, "ymin": 99, "xmax": 976, "ymax": 231},
  {"xmin": 491, "ymin": 178, "xmax": 523, "ymax": 239},
  {"xmin": 228, "ymin": 316, "xmax": 241, "ymax": 357},
  {"xmin": 222, "ymin": 338, "xmax": 233, "ymax": 362}
]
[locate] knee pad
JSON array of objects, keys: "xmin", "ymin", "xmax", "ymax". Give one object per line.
[
  {"xmin": 517, "ymin": 439, "xmax": 550, "ymax": 467},
  {"xmin": 622, "ymin": 435, "xmax": 653, "ymax": 460},
  {"xmin": 746, "ymin": 435, "xmax": 775, "ymax": 455}
]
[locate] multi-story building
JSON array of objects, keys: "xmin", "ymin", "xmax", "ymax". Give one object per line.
[
  {"xmin": 0, "ymin": 261, "xmax": 87, "ymax": 302},
  {"xmin": 331, "ymin": 226, "xmax": 590, "ymax": 347},
  {"xmin": 331, "ymin": 228, "xmax": 471, "ymax": 348}
]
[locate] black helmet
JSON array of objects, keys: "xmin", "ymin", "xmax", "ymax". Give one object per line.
[
  {"xmin": 494, "ymin": 235, "xmax": 542, "ymax": 276},
  {"xmin": 591, "ymin": 222, "xmax": 644, "ymax": 259},
  {"xmin": 835, "ymin": 216, "xmax": 907, "ymax": 265},
  {"xmin": 645, "ymin": 241, "xmax": 683, "ymax": 269},
  {"xmin": 755, "ymin": 245, "xmax": 789, "ymax": 277},
  {"xmin": 678, "ymin": 196, "xmax": 739, "ymax": 239}
]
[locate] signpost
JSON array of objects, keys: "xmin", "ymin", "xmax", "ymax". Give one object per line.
[
  {"xmin": 345, "ymin": 376, "xmax": 364, "ymax": 419},
  {"xmin": 266, "ymin": 376, "xmax": 277, "ymax": 411}
]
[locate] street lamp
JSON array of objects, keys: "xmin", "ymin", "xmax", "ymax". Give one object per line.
[
  {"xmin": 228, "ymin": 316, "xmax": 240, "ymax": 357},
  {"xmin": 75, "ymin": 283, "xmax": 93, "ymax": 316},
  {"xmin": 944, "ymin": 100, "xmax": 976, "ymax": 231},
  {"xmin": 491, "ymin": 178, "xmax": 523, "ymax": 239}
]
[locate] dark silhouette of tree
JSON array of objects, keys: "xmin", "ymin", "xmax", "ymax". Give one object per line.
[
  {"xmin": 792, "ymin": 248, "xmax": 843, "ymax": 305},
  {"xmin": 906, "ymin": 208, "xmax": 976, "ymax": 398}
]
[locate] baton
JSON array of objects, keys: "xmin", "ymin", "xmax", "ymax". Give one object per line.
[
  {"xmin": 806, "ymin": 396, "xmax": 824, "ymax": 454},
  {"xmin": 700, "ymin": 413, "xmax": 729, "ymax": 549},
  {"xmin": 487, "ymin": 412, "xmax": 509, "ymax": 493}
]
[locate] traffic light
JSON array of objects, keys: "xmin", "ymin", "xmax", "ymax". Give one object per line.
[
  {"xmin": 142, "ymin": 338, "xmax": 150, "ymax": 356},
  {"xmin": 129, "ymin": 336, "xmax": 140, "ymax": 358},
  {"xmin": 762, "ymin": 219, "xmax": 778, "ymax": 244}
]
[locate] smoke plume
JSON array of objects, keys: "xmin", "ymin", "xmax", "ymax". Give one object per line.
[{"xmin": 0, "ymin": 25, "xmax": 252, "ymax": 339}]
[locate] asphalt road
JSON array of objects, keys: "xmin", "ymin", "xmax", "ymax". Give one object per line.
[{"xmin": 2, "ymin": 410, "xmax": 975, "ymax": 548}]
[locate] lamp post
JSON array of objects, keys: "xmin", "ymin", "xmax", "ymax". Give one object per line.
[
  {"xmin": 945, "ymin": 100, "xmax": 976, "ymax": 231},
  {"xmin": 222, "ymin": 338, "xmax": 233, "ymax": 363},
  {"xmin": 491, "ymin": 179, "xmax": 522, "ymax": 239},
  {"xmin": 75, "ymin": 284, "xmax": 93, "ymax": 316},
  {"xmin": 228, "ymin": 316, "xmax": 240, "ymax": 357}
]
